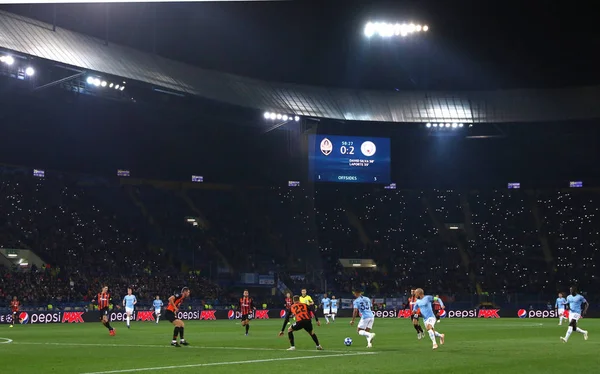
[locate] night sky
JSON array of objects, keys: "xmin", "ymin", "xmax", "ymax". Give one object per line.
[{"xmin": 1, "ymin": 0, "xmax": 600, "ymax": 91}]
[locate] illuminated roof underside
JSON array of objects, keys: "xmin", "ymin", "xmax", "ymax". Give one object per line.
[{"xmin": 1, "ymin": 10, "xmax": 599, "ymax": 123}]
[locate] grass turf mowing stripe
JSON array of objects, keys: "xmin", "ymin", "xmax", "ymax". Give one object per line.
[
  {"xmin": 11, "ymin": 341, "xmax": 353, "ymax": 353},
  {"xmin": 80, "ymin": 352, "xmax": 377, "ymax": 374}
]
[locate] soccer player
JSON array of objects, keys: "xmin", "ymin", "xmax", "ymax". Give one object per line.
[
  {"xmin": 93, "ymin": 286, "xmax": 116, "ymax": 336},
  {"xmin": 407, "ymin": 288, "xmax": 425, "ymax": 339},
  {"xmin": 321, "ymin": 293, "xmax": 332, "ymax": 324},
  {"xmin": 165, "ymin": 287, "xmax": 191, "ymax": 347},
  {"xmin": 413, "ymin": 288, "xmax": 445, "ymax": 350},
  {"xmin": 10, "ymin": 296, "xmax": 20, "ymax": 327},
  {"xmin": 153, "ymin": 295, "xmax": 163, "ymax": 324},
  {"xmin": 350, "ymin": 290, "xmax": 376, "ymax": 348},
  {"xmin": 433, "ymin": 295, "xmax": 445, "ymax": 323},
  {"xmin": 239, "ymin": 290, "xmax": 256, "ymax": 336},
  {"xmin": 560, "ymin": 286, "xmax": 589, "ymax": 343},
  {"xmin": 284, "ymin": 292, "xmax": 293, "ymax": 311},
  {"xmin": 279, "ymin": 295, "xmax": 323, "ymax": 351},
  {"xmin": 330, "ymin": 295, "xmax": 338, "ymax": 322},
  {"xmin": 555, "ymin": 292, "xmax": 567, "ymax": 326},
  {"xmin": 122, "ymin": 287, "xmax": 137, "ymax": 329}
]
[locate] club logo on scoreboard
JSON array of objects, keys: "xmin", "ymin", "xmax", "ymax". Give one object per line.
[
  {"xmin": 360, "ymin": 141, "xmax": 376, "ymax": 157},
  {"xmin": 320, "ymin": 138, "xmax": 333, "ymax": 156}
]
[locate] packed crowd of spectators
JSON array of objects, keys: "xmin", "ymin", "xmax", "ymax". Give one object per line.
[{"xmin": 1, "ymin": 165, "xmax": 599, "ymax": 309}]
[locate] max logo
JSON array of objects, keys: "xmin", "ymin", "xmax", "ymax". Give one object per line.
[
  {"xmin": 136, "ymin": 311, "xmax": 155, "ymax": 322},
  {"xmin": 255, "ymin": 310, "xmax": 269, "ymax": 319},
  {"xmin": 200, "ymin": 311, "xmax": 216, "ymax": 320},
  {"xmin": 478, "ymin": 309, "xmax": 500, "ymax": 318},
  {"xmin": 62, "ymin": 312, "xmax": 84, "ymax": 323}
]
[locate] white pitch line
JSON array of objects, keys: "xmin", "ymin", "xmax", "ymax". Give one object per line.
[
  {"xmin": 13, "ymin": 341, "xmax": 352, "ymax": 353},
  {"xmin": 0, "ymin": 337, "xmax": 13, "ymax": 344},
  {"xmin": 80, "ymin": 352, "xmax": 376, "ymax": 374}
]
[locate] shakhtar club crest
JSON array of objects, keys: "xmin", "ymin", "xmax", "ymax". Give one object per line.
[{"xmin": 320, "ymin": 138, "xmax": 333, "ymax": 156}]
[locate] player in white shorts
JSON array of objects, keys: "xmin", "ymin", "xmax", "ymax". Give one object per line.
[
  {"xmin": 560, "ymin": 286, "xmax": 589, "ymax": 343},
  {"xmin": 413, "ymin": 288, "xmax": 445, "ymax": 350},
  {"xmin": 122, "ymin": 287, "xmax": 137, "ymax": 329},
  {"xmin": 330, "ymin": 295, "xmax": 338, "ymax": 322},
  {"xmin": 350, "ymin": 289, "xmax": 376, "ymax": 348},
  {"xmin": 555, "ymin": 292, "xmax": 567, "ymax": 325},
  {"xmin": 153, "ymin": 295, "xmax": 163, "ymax": 324}
]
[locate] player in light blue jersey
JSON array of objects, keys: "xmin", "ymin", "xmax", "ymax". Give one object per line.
[
  {"xmin": 153, "ymin": 295, "xmax": 163, "ymax": 324},
  {"xmin": 555, "ymin": 292, "xmax": 567, "ymax": 326},
  {"xmin": 413, "ymin": 288, "xmax": 445, "ymax": 350},
  {"xmin": 122, "ymin": 288, "xmax": 137, "ymax": 329},
  {"xmin": 561, "ymin": 286, "xmax": 589, "ymax": 343},
  {"xmin": 321, "ymin": 294, "xmax": 332, "ymax": 324},
  {"xmin": 330, "ymin": 296, "xmax": 338, "ymax": 322},
  {"xmin": 350, "ymin": 289, "xmax": 376, "ymax": 348}
]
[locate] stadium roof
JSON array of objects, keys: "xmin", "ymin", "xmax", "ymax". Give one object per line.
[{"xmin": 1, "ymin": 9, "xmax": 600, "ymax": 124}]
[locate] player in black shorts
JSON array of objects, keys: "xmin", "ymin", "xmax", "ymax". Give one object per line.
[
  {"xmin": 92, "ymin": 286, "xmax": 116, "ymax": 336},
  {"xmin": 279, "ymin": 295, "xmax": 322, "ymax": 351},
  {"xmin": 166, "ymin": 287, "xmax": 191, "ymax": 347}
]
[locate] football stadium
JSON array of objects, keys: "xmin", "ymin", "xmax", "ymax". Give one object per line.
[{"xmin": 0, "ymin": 1, "xmax": 599, "ymax": 373}]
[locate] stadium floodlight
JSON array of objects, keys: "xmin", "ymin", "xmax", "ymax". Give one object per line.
[
  {"xmin": 109, "ymin": 83, "xmax": 114, "ymax": 88},
  {"xmin": 1, "ymin": 55, "xmax": 15, "ymax": 65},
  {"xmin": 451, "ymin": 123, "xmax": 458, "ymax": 128},
  {"xmin": 264, "ymin": 112, "xmax": 271, "ymax": 119},
  {"xmin": 86, "ymin": 76, "xmax": 94, "ymax": 84},
  {"xmin": 426, "ymin": 123, "xmax": 431, "ymax": 128},
  {"xmin": 294, "ymin": 116, "xmax": 300, "ymax": 122},
  {"xmin": 101, "ymin": 81, "xmax": 107, "ymax": 87},
  {"xmin": 269, "ymin": 113, "xmax": 277, "ymax": 120},
  {"xmin": 458, "ymin": 123, "xmax": 464, "ymax": 128},
  {"xmin": 282, "ymin": 115, "xmax": 289, "ymax": 121},
  {"xmin": 365, "ymin": 22, "xmax": 429, "ymax": 38},
  {"xmin": 25, "ymin": 67, "xmax": 35, "ymax": 76},
  {"xmin": 115, "ymin": 84, "xmax": 120, "ymax": 90},
  {"xmin": 119, "ymin": 86, "xmax": 125, "ymax": 91},
  {"xmin": 445, "ymin": 123, "xmax": 451, "ymax": 128},
  {"xmin": 93, "ymin": 78, "xmax": 101, "ymax": 87}
]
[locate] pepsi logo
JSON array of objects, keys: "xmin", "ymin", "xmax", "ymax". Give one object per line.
[
  {"xmin": 280, "ymin": 310, "xmax": 287, "ymax": 319},
  {"xmin": 517, "ymin": 309, "xmax": 527, "ymax": 318},
  {"xmin": 439, "ymin": 310, "xmax": 447, "ymax": 318},
  {"xmin": 227, "ymin": 310, "xmax": 235, "ymax": 320},
  {"xmin": 19, "ymin": 312, "xmax": 29, "ymax": 324}
]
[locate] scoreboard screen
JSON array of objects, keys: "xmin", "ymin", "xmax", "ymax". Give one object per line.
[{"xmin": 308, "ymin": 134, "xmax": 391, "ymax": 184}]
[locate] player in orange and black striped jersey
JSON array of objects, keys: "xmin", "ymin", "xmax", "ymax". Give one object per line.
[
  {"xmin": 284, "ymin": 292, "xmax": 293, "ymax": 311},
  {"xmin": 239, "ymin": 290, "xmax": 256, "ymax": 336},
  {"xmin": 278, "ymin": 295, "xmax": 323, "ymax": 351},
  {"xmin": 166, "ymin": 287, "xmax": 191, "ymax": 347},
  {"xmin": 91, "ymin": 286, "xmax": 116, "ymax": 335},
  {"xmin": 10, "ymin": 296, "xmax": 20, "ymax": 327},
  {"xmin": 406, "ymin": 288, "xmax": 424, "ymax": 339}
]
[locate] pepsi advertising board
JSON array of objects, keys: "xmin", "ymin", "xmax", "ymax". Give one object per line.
[{"xmin": 308, "ymin": 135, "xmax": 391, "ymax": 184}]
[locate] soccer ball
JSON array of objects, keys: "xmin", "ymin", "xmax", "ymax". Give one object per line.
[{"xmin": 344, "ymin": 337, "xmax": 353, "ymax": 346}]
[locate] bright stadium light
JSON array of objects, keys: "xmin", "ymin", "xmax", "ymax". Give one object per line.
[
  {"xmin": 2, "ymin": 55, "xmax": 14, "ymax": 65},
  {"xmin": 93, "ymin": 78, "xmax": 101, "ymax": 87},
  {"xmin": 119, "ymin": 86, "xmax": 125, "ymax": 91},
  {"xmin": 426, "ymin": 123, "xmax": 431, "ymax": 128},
  {"xmin": 365, "ymin": 22, "xmax": 429, "ymax": 38},
  {"xmin": 101, "ymin": 81, "xmax": 107, "ymax": 87},
  {"xmin": 86, "ymin": 76, "xmax": 94, "ymax": 84},
  {"xmin": 452, "ymin": 123, "xmax": 458, "ymax": 128},
  {"xmin": 459, "ymin": 123, "xmax": 464, "ymax": 128},
  {"xmin": 264, "ymin": 112, "xmax": 300, "ymax": 122},
  {"xmin": 115, "ymin": 84, "xmax": 120, "ymax": 90},
  {"xmin": 109, "ymin": 83, "xmax": 114, "ymax": 88},
  {"xmin": 25, "ymin": 67, "xmax": 35, "ymax": 76}
]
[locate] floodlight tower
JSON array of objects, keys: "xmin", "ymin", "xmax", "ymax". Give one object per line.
[{"xmin": 364, "ymin": 22, "xmax": 429, "ymax": 38}]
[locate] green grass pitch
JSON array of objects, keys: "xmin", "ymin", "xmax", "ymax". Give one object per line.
[{"xmin": 1, "ymin": 318, "xmax": 597, "ymax": 373}]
